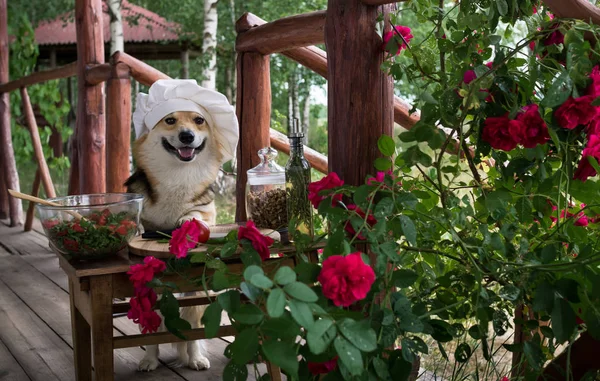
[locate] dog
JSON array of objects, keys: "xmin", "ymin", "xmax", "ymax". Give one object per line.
[{"xmin": 125, "ymin": 110, "xmax": 227, "ymax": 371}]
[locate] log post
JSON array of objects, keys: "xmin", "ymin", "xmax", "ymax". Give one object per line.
[
  {"xmin": 105, "ymin": 62, "xmax": 131, "ymax": 193},
  {"xmin": 325, "ymin": 0, "xmax": 394, "ymax": 185},
  {"xmin": 25, "ymin": 170, "xmax": 41, "ymax": 232},
  {"xmin": 20, "ymin": 87, "xmax": 57, "ymax": 198},
  {"xmin": 234, "ymin": 51, "xmax": 272, "ymax": 221},
  {"xmin": 0, "ymin": 0, "xmax": 23, "ymax": 226},
  {"xmin": 0, "ymin": 160, "xmax": 7, "ymax": 219},
  {"xmin": 75, "ymin": 0, "xmax": 106, "ymax": 194}
]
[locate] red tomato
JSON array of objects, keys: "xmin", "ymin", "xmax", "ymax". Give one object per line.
[
  {"xmin": 197, "ymin": 220, "xmax": 210, "ymax": 243},
  {"xmin": 115, "ymin": 225, "xmax": 129, "ymax": 236},
  {"xmin": 97, "ymin": 215, "xmax": 107, "ymax": 226},
  {"xmin": 42, "ymin": 219, "xmax": 59, "ymax": 229},
  {"xmin": 72, "ymin": 222, "xmax": 85, "ymax": 233},
  {"xmin": 63, "ymin": 238, "xmax": 79, "ymax": 251},
  {"xmin": 101, "ymin": 209, "xmax": 111, "ymax": 217},
  {"xmin": 56, "ymin": 229, "xmax": 68, "ymax": 237}
]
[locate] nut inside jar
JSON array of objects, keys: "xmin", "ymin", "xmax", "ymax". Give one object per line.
[{"xmin": 247, "ymin": 187, "xmax": 288, "ymax": 230}]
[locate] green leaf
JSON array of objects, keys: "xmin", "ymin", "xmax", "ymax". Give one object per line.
[
  {"xmin": 212, "ymin": 270, "xmax": 230, "ymax": 291},
  {"xmin": 284, "ymin": 282, "xmax": 319, "ymax": 302},
  {"xmin": 372, "ymin": 357, "xmax": 391, "ymax": 380},
  {"xmin": 223, "ymin": 361, "xmax": 248, "ymax": 381},
  {"xmin": 295, "ymin": 261, "xmax": 321, "ymax": 283},
  {"xmin": 230, "ymin": 328, "xmax": 259, "ymax": 365},
  {"xmin": 307, "ymin": 318, "xmax": 337, "ymax": 354},
  {"xmin": 392, "ymin": 269, "xmax": 419, "ymax": 288},
  {"xmin": 250, "ymin": 273, "xmax": 274, "ymax": 290},
  {"xmin": 394, "ymin": 294, "xmax": 424, "ymax": 333},
  {"xmin": 218, "ymin": 290, "xmax": 241, "ymax": 314},
  {"xmin": 190, "ymin": 252, "xmax": 209, "ymax": 263},
  {"xmin": 220, "ymin": 241, "xmax": 239, "ymax": 258},
  {"xmin": 334, "ymin": 336, "xmax": 363, "ymax": 376},
  {"xmin": 262, "ymin": 339, "xmax": 299, "ymax": 376},
  {"xmin": 201, "ymin": 302, "xmax": 223, "ymax": 339},
  {"xmin": 523, "ymin": 341, "xmax": 544, "ymax": 371},
  {"xmin": 552, "ymin": 296, "xmax": 576, "ymax": 343},
  {"xmin": 455, "ymin": 343, "xmax": 472, "ymax": 363},
  {"xmin": 240, "ymin": 281, "xmax": 261, "ymax": 302},
  {"xmin": 541, "ymin": 71, "xmax": 573, "ymax": 108},
  {"xmin": 338, "ymin": 319, "xmax": 378, "ymax": 352},
  {"xmin": 420, "ymin": 91, "xmax": 438, "ymax": 105},
  {"xmin": 261, "ymin": 317, "xmax": 302, "ymax": 341},
  {"xmin": 164, "ymin": 317, "xmax": 192, "ymax": 340},
  {"xmin": 274, "ymin": 266, "xmax": 297, "ymax": 285},
  {"xmin": 496, "ymin": 0, "xmax": 508, "ymax": 16},
  {"xmin": 378, "ymin": 135, "xmax": 396, "ymax": 157},
  {"xmin": 499, "ymin": 284, "xmax": 520, "ymax": 302},
  {"xmin": 232, "ymin": 304, "xmax": 264, "ymax": 325},
  {"xmin": 374, "ymin": 198, "xmax": 394, "ymax": 219},
  {"xmin": 243, "ymin": 265, "xmax": 264, "ymax": 281},
  {"xmin": 399, "ymin": 215, "xmax": 417, "ymax": 246},
  {"xmin": 267, "ymin": 288, "xmax": 286, "ymax": 318},
  {"xmin": 533, "ymin": 281, "xmax": 555, "ymax": 312},
  {"xmin": 374, "ymin": 158, "xmax": 392, "ymax": 171},
  {"xmin": 289, "ymin": 299, "xmax": 315, "ymax": 330}
]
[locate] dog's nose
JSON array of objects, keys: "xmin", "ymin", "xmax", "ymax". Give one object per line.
[{"xmin": 178, "ymin": 130, "xmax": 195, "ymax": 144}]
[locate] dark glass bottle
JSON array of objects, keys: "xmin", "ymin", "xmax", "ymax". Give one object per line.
[{"xmin": 285, "ymin": 119, "xmax": 313, "ymax": 237}]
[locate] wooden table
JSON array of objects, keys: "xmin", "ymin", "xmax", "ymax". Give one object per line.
[{"xmin": 56, "ymin": 239, "xmax": 317, "ymax": 381}]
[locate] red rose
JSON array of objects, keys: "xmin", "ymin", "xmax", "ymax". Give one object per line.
[
  {"xmin": 587, "ymin": 66, "xmax": 600, "ymax": 98},
  {"xmin": 128, "ymin": 289, "xmax": 161, "ymax": 334},
  {"xmin": 307, "ymin": 357, "xmax": 338, "ymax": 375},
  {"xmin": 482, "ymin": 115, "xmax": 525, "ymax": 151},
  {"xmin": 544, "ymin": 25, "xmax": 564, "ymax": 46},
  {"xmin": 308, "ymin": 172, "xmax": 344, "ymax": 209},
  {"xmin": 555, "ymin": 96, "xmax": 598, "ymax": 130},
  {"xmin": 238, "ymin": 220, "xmax": 275, "ymax": 261},
  {"xmin": 127, "ymin": 256, "xmax": 166, "ymax": 289},
  {"xmin": 169, "ymin": 219, "xmax": 204, "ymax": 258},
  {"xmin": 515, "ymin": 104, "xmax": 550, "ymax": 148},
  {"xmin": 382, "ymin": 25, "xmax": 413, "ymax": 55},
  {"xmin": 318, "ymin": 252, "xmax": 375, "ymax": 307},
  {"xmin": 575, "ymin": 134, "xmax": 600, "ymax": 181},
  {"xmin": 344, "ymin": 204, "xmax": 378, "ymax": 240}
]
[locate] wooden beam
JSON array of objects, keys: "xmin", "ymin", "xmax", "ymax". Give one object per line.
[
  {"xmin": 0, "ymin": 0, "xmax": 22, "ymax": 226},
  {"xmin": 539, "ymin": 331, "xmax": 600, "ymax": 380},
  {"xmin": 235, "ymin": 52, "xmax": 272, "ymax": 222},
  {"xmin": 24, "ymin": 170, "xmax": 41, "ymax": 232},
  {"xmin": 105, "ymin": 63, "xmax": 131, "ymax": 193},
  {"xmin": 325, "ymin": 0, "xmax": 395, "ymax": 185},
  {"xmin": 113, "ymin": 325, "xmax": 237, "ymax": 349},
  {"xmin": 20, "ymin": 87, "xmax": 56, "ymax": 199},
  {"xmin": 236, "ymin": 12, "xmax": 266, "ymax": 33},
  {"xmin": 75, "ymin": 0, "xmax": 106, "ymax": 194},
  {"xmin": 0, "ymin": 62, "xmax": 77, "ymax": 94},
  {"xmin": 85, "ymin": 63, "xmax": 111, "ymax": 85},
  {"xmin": 111, "ymin": 51, "xmax": 170, "ymax": 87},
  {"xmin": 236, "ymin": 11, "xmax": 326, "ymax": 55},
  {"xmin": 541, "ymin": 0, "xmax": 600, "ymax": 25},
  {"xmin": 0, "ymin": 156, "xmax": 7, "ymax": 219},
  {"xmin": 269, "ymin": 128, "xmax": 328, "ymax": 174}
]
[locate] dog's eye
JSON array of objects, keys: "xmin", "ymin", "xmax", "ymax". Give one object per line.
[
  {"xmin": 194, "ymin": 117, "xmax": 205, "ymax": 125},
  {"xmin": 165, "ymin": 117, "xmax": 176, "ymax": 125}
]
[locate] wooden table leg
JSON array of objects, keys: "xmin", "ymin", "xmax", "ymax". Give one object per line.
[
  {"xmin": 69, "ymin": 279, "xmax": 92, "ymax": 381},
  {"xmin": 90, "ymin": 275, "xmax": 114, "ymax": 380},
  {"xmin": 266, "ymin": 362, "xmax": 283, "ymax": 381}
]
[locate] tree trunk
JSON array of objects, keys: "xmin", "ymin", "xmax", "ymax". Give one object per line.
[
  {"xmin": 202, "ymin": 0, "xmax": 219, "ymax": 89},
  {"xmin": 230, "ymin": 0, "xmax": 237, "ymax": 106},
  {"xmin": 302, "ymin": 93, "xmax": 310, "ymax": 142},
  {"xmin": 0, "ymin": 0, "xmax": 23, "ymax": 225},
  {"xmin": 180, "ymin": 48, "xmax": 189, "ymax": 79},
  {"xmin": 108, "ymin": 0, "xmax": 124, "ymax": 55}
]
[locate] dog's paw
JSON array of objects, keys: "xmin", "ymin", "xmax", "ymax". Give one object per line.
[
  {"xmin": 188, "ymin": 355, "xmax": 210, "ymax": 371},
  {"xmin": 177, "ymin": 212, "xmax": 204, "ymax": 226},
  {"xmin": 138, "ymin": 357, "xmax": 160, "ymax": 371}
]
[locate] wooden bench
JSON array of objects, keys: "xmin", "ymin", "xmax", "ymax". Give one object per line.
[{"xmin": 55, "ymin": 233, "xmax": 317, "ymax": 381}]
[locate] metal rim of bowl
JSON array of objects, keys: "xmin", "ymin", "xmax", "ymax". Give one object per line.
[{"xmin": 36, "ymin": 193, "xmax": 144, "ymax": 211}]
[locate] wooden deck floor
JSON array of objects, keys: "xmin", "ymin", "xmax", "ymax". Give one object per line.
[{"xmin": 0, "ymin": 219, "xmax": 267, "ymax": 381}]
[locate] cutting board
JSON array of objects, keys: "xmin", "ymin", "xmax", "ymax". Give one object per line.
[{"xmin": 128, "ymin": 224, "xmax": 280, "ymax": 258}]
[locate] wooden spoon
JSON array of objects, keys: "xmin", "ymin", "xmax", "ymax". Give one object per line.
[{"xmin": 8, "ymin": 189, "xmax": 85, "ymax": 221}]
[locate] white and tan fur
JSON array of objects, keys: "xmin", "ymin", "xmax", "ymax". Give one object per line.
[{"xmin": 126, "ymin": 111, "xmax": 226, "ymax": 371}]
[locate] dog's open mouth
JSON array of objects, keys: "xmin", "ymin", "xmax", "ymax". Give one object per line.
[{"xmin": 161, "ymin": 138, "xmax": 206, "ymax": 162}]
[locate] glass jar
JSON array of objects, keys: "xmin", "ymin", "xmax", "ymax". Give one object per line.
[
  {"xmin": 285, "ymin": 120, "xmax": 313, "ymax": 237},
  {"xmin": 246, "ymin": 147, "xmax": 288, "ymax": 230}
]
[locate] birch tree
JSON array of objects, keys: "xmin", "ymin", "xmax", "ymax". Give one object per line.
[
  {"xmin": 107, "ymin": 0, "xmax": 124, "ymax": 54},
  {"xmin": 201, "ymin": 0, "xmax": 218, "ymax": 89}
]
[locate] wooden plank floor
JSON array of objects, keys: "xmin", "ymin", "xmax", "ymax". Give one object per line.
[{"xmin": 0, "ymin": 219, "xmax": 267, "ymax": 381}]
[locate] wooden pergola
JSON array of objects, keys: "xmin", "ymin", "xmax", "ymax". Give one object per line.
[{"xmin": 0, "ymin": 0, "xmax": 599, "ymax": 378}]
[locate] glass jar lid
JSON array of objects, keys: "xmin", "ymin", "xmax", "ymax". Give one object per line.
[{"xmin": 247, "ymin": 147, "xmax": 286, "ymax": 185}]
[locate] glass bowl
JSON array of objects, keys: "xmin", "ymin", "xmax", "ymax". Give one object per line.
[{"xmin": 36, "ymin": 193, "xmax": 143, "ymax": 260}]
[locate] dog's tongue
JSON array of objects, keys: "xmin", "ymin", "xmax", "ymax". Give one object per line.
[{"xmin": 177, "ymin": 147, "xmax": 195, "ymax": 159}]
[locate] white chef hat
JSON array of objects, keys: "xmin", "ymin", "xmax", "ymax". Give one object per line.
[{"xmin": 132, "ymin": 79, "xmax": 239, "ymax": 163}]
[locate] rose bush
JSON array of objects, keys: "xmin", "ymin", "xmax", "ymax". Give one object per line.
[{"xmin": 127, "ymin": 1, "xmax": 600, "ymax": 380}]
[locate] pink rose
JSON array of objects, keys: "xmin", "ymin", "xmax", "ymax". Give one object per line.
[
  {"xmin": 127, "ymin": 256, "xmax": 166, "ymax": 289},
  {"xmin": 318, "ymin": 252, "xmax": 375, "ymax": 307},
  {"xmin": 482, "ymin": 115, "xmax": 525, "ymax": 151},
  {"xmin": 544, "ymin": 25, "xmax": 564, "ymax": 46},
  {"xmin": 555, "ymin": 96, "xmax": 598, "ymax": 130},
  {"xmin": 238, "ymin": 220, "xmax": 275, "ymax": 261},
  {"xmin": 127, "ymin": 288, "xmax": 161, "ymax": 333},
  {"xmin": 169, "ymin": 219, "xmax": 205, "ymax": 258},
  {"xmin": 515, "ymin": 104, "xmax": 550, "ymax": 148},
  {"xmin": 382, "ymin": 25, "xmax": 413, "ymax": 55},
  {"xmin": 307, "ymin": 357, "xmax": 338, "ymax": 375},
  {"xmin": 344, "ymin": 204, "xmax": 378, "ymax": 240},
  {"xmin": 587, "ymin": 66, "xmax": 600, "ymax": 98},
  {"xmin": 308, "ymin": 172, "xmax": 344, "ymax": 209},
  {"xmin": 575, "ymin": 135, "xmax": 600, "ymax": 181}
]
